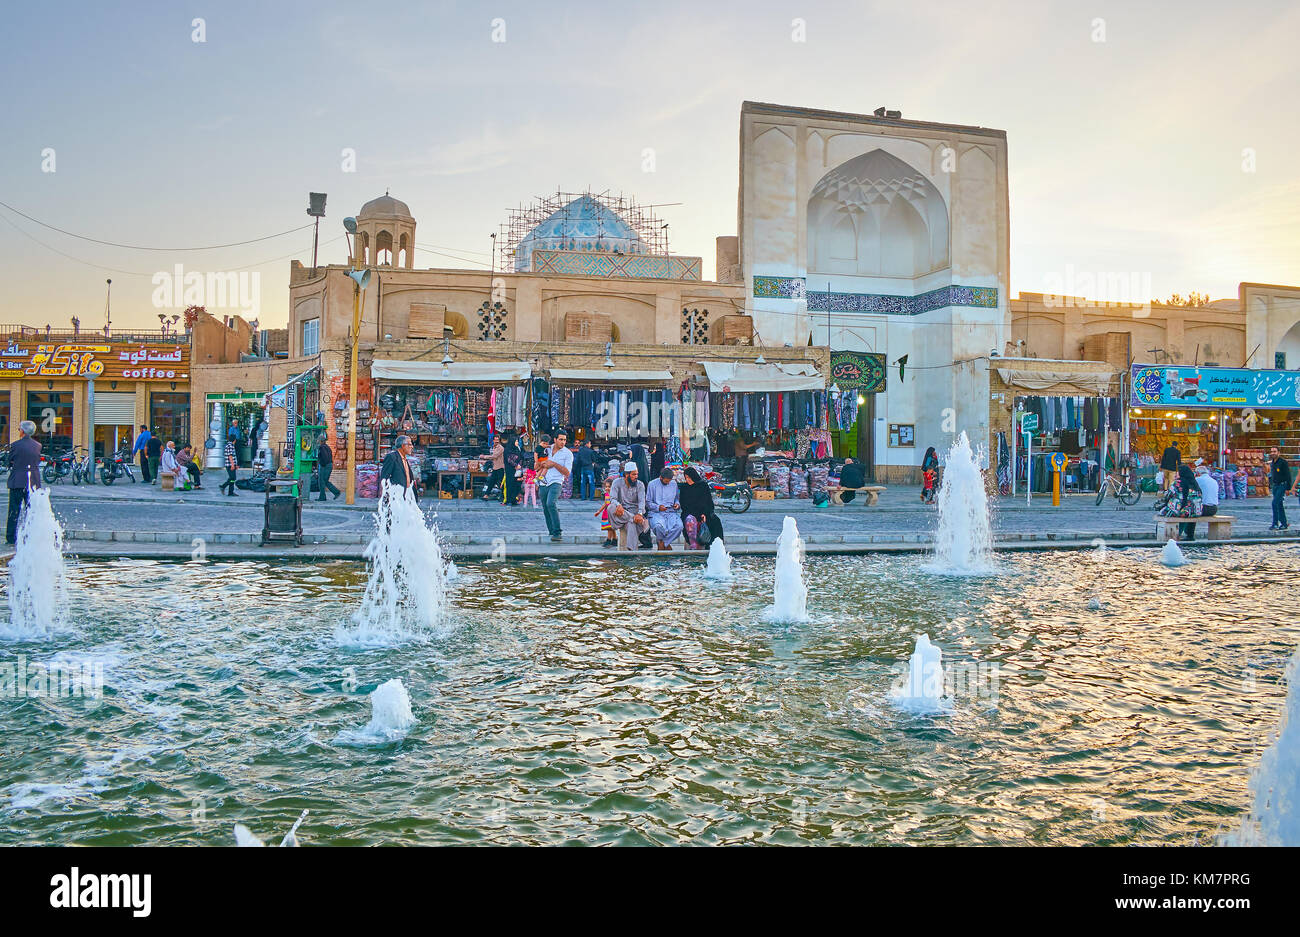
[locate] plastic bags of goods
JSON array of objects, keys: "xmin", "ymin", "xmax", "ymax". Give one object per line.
[
  {"xmin": 767, "ymin": 462, "xmax": 791, "ymax": 498},
  {"xmin": 808, "ymin": 464, "xmax": 831, "ymax": 494},
  {"xmin": 789, "ymin": 465, "xmax": 809, "ymax": 499},
  {"xmin": 1235, "ymin": 475, "xmax": 1248, "ymax": 499},
  {"xmin": 355, "ymin": 462, "xmax": 380, "ymax": 499},
  {"xmin": 1220, "ymin": 470, "xmax": 1234, "ymax": 499}
]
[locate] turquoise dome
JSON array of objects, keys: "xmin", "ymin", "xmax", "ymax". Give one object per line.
[{"xmin": 515, "ymin": 196, "xmax": 645, "ymax": 271}]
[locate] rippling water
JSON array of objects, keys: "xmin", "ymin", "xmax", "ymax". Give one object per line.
[{"xmin": 1, "ymin": 545, "xmax": 1297, "ymax": 845}]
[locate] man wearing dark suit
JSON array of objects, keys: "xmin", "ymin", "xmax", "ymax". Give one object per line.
[
  {"xmin": 7, "ymin": 420, "xmax": 42, "ymax": 545},
  {"xmin": 379, "ymin": 435, "xmax": 419, "ymax": 501}
]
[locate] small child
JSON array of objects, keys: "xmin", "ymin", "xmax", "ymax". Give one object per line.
[
  {"xmin": 596, "ymin": 478, "xmax": 616, "ymax": 548},
  {"xmin": 921, "ymin": 468, "xmax": 937, "ymax": 504},
  {"xmin": 522, "ymin": 466, "xmax": 539, "ymax": 507}
]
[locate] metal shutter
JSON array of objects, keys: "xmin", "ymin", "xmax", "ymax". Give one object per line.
[{"xmin": 92, "ymin": 392, "xmax": 137, "ymax": 425}]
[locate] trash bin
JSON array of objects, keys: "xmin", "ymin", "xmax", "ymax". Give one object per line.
[{"xmin": 262, "ymin": 478, "xmax": 303, "ymax": 545}]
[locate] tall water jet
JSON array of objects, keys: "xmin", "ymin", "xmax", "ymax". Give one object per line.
[
  {"xmin": 336, "ymin": 482, "xmax": 450, "ymax": 646},
  {"xmin": 704, "ymin": 539, "xmax": 733, "ymax": 580},
  {"xmin": 2, "ymin": 489, "xmax": 69, "ymax": 640},
  {"xmin": 929, "ymin": 432, "xmax": 994, "ymax": 574},
  {"xmin": 1224, "ymin": 646, "xmax": 1300, "ymax": 846},
  {"xmin": 1160, "ymin": 539, "xmax": 1188, "ymax": 567},
  {"xmin": 335, "ymin": 678, "xmax": 416, "ymax": 746},
  {"xmin": 763, "ymin": 518, "xmax": 808, "ymax": 622},
  {"xmin": 889, "ymin": 634, "xmax": 954, "ymax": 713}
]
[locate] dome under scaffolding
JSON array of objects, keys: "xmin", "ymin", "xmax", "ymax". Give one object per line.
[{"xmin": 500, "ymin": 190, "xmax": 671, "ymax": 273}]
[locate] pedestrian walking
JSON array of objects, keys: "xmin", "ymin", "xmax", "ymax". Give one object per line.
[
  {"xmin": 574, "ymin": 439, "xmax": 598, "ymax": 500},
  {"xmin": 483, "ymin": 434, "xmax": 505, "ymax": 500},
  {"xmin": 1160, "ymin": 443, "xmax": 1181, "ymax": 492},
  {"xmin": 219, "ymin": 436, "xmax": 239, "ymax": 496},
  {"xmin": 146, "ymin": 431, "xmax": 162, "ymax": 485},
  {"xmin": 316, "ymin": 435, "xmax": 340, "ymax": 501},
  {"xmin": 132, "ymin": 425, "xmax": 152, "ymax": 482},
  {"xmin": 501, "ymin": 435, "xmax": 523, "ymax": 506},
  {"xmin": 537, "ymin": 431, "xmax": 572, "ymax": 542},
  {"xmin": 1269, "ymin": 446, "xmax": 1292, "ymax": 530},
  {"xmin": 6, "ymin": 420, "xmax": 41, "ymax": 545}
]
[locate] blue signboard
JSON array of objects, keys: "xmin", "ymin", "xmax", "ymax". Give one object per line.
[{"xmin": 1130, "ymin": 364, "xmax": 1300, "ymax": 409}]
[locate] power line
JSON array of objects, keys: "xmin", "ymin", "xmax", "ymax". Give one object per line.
[{"xmin": 0, "ymin": 198, "xmax": 314, "ymax": 251}]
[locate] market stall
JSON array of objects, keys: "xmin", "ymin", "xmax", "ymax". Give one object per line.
[{"xmin": 366, "ymin": 359, "xmax": 532, "ymax": 498}]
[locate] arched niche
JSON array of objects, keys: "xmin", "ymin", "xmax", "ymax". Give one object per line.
[{"xmin": 807, "ymin": 148, "xmax": 950, "ymax": 279}]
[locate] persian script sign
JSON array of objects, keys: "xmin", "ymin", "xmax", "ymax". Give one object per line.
[
  {"xmin": 1, "ymin": 340, "xmax": 189, "ymax": 381},
  {"xmin": 829, "ymin": 350, "xmax": 886, "ymax": 392}
]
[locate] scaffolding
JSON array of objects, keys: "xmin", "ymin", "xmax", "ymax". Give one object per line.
[{"xmin": 497, "ymin": 189, "xmax": 672, "ymax": 273}]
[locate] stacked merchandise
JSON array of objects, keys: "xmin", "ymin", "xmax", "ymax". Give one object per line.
[
  {"xmin": 355, "ymin": 462, "xmax": 380, "ymax": 499},
  {"xmin": 1234, "ymin": 450, "xmax": 1269, "ymax": 497},
  {"xmin": 808, "ymin": 464, "xmax": 831, "ymax": 495},
  {"xmin": 789, "ymin": 465, "xmax": 809, "ymax": 499},
  {"xmin": 767, "ymin": 462, "xmax": 792, "ymax": 499},
  {"xmin": 1220, "ymin": 468, "xmax": 1237, "ymax": 499}
]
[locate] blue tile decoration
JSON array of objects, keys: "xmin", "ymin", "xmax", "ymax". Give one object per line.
[
  {"xmin": 533, "ymin": 249, "xmax": 701, "ymax": 281},
  {"xmin": 754, "ymin": 277, "xmax": 998, "ymax": 315}
]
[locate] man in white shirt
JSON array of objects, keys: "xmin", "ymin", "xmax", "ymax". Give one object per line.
[
  {"xmin": 1191, "ymin": 464, "xmax": 1220, "ymax": 541},
  {"xmin": 537, "ymin": 431, "xmax": 573, "ymax": 542}
]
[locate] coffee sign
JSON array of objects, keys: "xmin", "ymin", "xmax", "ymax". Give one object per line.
[{"xmin": 0, "ymin": 340, "xmax": 189, "ymax": 381}]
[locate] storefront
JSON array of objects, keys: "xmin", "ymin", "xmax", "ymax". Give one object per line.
[
  {"xmin": 203, "ymin": 392, "xmax": 270, "ymax": 468},
  {"xmin": 0, "ymin": 336, "xmax": 190, "ymax": 458},
  {"xmin": 827, "ymin": 350, "xmax": 886, "ymax": 475},
  {"xmin": 991, "ymin": 362, "xmax": 1122, "ymax": 496},
  {"xmin": 1129, "ymin": 364, "xmax": 1300, "ymax": 498},
  {"xmin": 362, "ymin": 359, "xmax": 532, "ymax": 496}
]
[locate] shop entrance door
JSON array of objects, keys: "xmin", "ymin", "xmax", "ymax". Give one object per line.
[
  {"xmin": 94, "ymin": 425, "xmax": 132, "ymax": 461},
  {"xmin": 858, "ymin": 394, "xmax": 876, "ymax": 482}
]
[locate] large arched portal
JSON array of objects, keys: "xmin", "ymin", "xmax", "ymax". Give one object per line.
[{"xmin": 807, "ymin": 149, "xmax": 949, "ymax": 280}]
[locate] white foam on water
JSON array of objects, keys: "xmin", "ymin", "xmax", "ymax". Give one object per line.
[
  {"xmin": 335, "ymin": 483, "xmax": 451, "ymax": 647},
  {"xmin": 704, "ymin": 539, "xmax": 733, "ymax": 581},
  {"xmin": 2, "ymin": 489, "xmax": 70, "ymax": 641},
  {"xmin": 445, "ymin": 560, "xmax": 460, "ymax": 582},
  {"xmin": 762, "ymin": 518, "xmax": 808, "ymax": 623},
  {"xmin": 335, "ymin": 678, "xmax": 416, "ymax": 747},
  {"xmin": 888, "ymin": 634, "xmax": 954, "ymax": 714},
  {"xmin": 1224, "ymin": 646, "xmax": 1300, "ymax": 846},
  {"xmin": 233, "ymin": 808, "xmax": 310, "ymax": 847},
  {"xmin": 1087, "ymin": 597, "xmax": 1103, "ymax": 611},
  {"xmin": 925, "ymin": 432, "xmax": 995, "ymax": 575},
  {"xmin": 1160, "ymin": 540, "xmax": 1189, "ymax": 567}
]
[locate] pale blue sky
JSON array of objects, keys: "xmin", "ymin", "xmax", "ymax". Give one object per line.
[{"xmin": 1, "ymin": 0, "xmax": 1296, "ymax": 329}]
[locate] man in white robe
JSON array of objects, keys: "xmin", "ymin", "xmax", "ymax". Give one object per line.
[
  {"xmin": 646, "ymin": 468, "xmax": 683, "ymax": 550},
  {"xmin": 608, "ymin": 462, "xmax": 650, "ymax": 550}
]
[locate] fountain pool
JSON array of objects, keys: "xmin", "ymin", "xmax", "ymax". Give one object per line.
[{"xmin": 1, "ymin": 544, "xmax": 1297, "ymax": 845}]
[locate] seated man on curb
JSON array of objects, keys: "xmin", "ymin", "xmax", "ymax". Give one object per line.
[
  {"xmin": 607, "ymin": 461, "xmax": 651, "ymax": 550},
  {"xmin": 646, "ymin": 467, "xmax": 683, "ymax": 550},
  {"xmin": 176, "ymin": 445, "xmax": 203, "ymax": 488}
]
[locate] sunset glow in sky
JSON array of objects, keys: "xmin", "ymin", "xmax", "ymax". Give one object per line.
[{"xmin": 2, "ymin": 0, "xmax": 1297, "ymax": 329}]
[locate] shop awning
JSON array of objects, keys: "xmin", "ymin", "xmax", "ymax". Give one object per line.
[
  {"xmin": 548, "ymin": 368, "xmax": 673, "ymax": 384},
  {"xmin": 702, "ymin": 361, "xmax": 824, "ymax": 392},
  {"xmin": 371, "ymin": 359, "xmax": 531, "ymax": 383},
  {"xmin": 996, "ymin": 367, "xmax": 1117, "ymax": 396}
]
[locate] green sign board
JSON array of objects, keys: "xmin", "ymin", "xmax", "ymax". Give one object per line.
[
  {"xmin": 1020, "ymin": 413, "xmax": 1038, "ymax": 432},
  {"xmin": 829, "ymin": 350, "xmax": 886, "ymax": 392}
]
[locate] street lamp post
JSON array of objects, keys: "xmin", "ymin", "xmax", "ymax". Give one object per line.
[{"xmin": 342, "ymin": 216, "xmax": 371, "ymax": 505}]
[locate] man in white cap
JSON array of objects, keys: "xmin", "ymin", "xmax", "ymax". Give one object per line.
[
  {"xmin": 607, "ymin": 461, "xmax": 650, "ymax": 550},
  {"xmin": 1190, "ymin": 463, "xmax": 1219, "ymax": 541}
]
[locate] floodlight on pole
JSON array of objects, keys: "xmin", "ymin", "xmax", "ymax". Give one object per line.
[{"xmin": 344, "ymin": 240, "xmax": 372, "ymax": 506}]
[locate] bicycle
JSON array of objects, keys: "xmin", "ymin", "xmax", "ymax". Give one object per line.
[
  {"xmin": 1096, "ymin": 469, "xmax": 1141, "ymax": 506},
  {"xmin": 71, "ymin": 446, "xmax": 96, "ymax": 484}
]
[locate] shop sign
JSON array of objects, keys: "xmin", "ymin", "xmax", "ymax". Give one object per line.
[
  {"xmin": 0, "ymin": 340, "xmax": 189, "ymax": 381},
  {"xmin": 1130, "ymin": 364, "xmax": 1300, "ymax": 409},
  {"xmin": 829, "ymin": 350, "xmax": 886, "ymax": 392}
]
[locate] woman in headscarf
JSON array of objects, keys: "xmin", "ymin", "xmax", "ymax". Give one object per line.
[
  {"xmin": 680, "ymin": 466, "xmax": 724, "ymax": 549},
  {"xmin": 501, "ymin": 435, "xmax": 523, "ymax": 506},
  {"xmin": 920, "ymin": 446, "xmax": 939, "ymax": 504},
  {"xmin": 1173, "ymin": 463, "xmax": 1203, "ymax": 541}
]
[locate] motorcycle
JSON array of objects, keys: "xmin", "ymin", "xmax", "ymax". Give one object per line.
[
  {"xmin": 100, "ymin": 447, "xmax": 137, "ymax": 485},
  {"xmin": 42, "ymin": 448, "xmax": 77, "ymax": 485},
  {"xmin": 705, "ymin": 472, "xmax": 753, "ymax": 514}
]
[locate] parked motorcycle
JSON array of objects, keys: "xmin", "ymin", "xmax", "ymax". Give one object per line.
[
  {"xmin": 100, "ymin": 447, "xmax": 137, "ymax": 484},
  {"xmin": 705, "ymin": 472, "xmax": 753, "ymax": 514},
  {"xmin": 42, "ymin": 448, "xmax": 78, "ymax": 485}
]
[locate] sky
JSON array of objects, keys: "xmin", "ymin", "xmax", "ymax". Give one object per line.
[{"xmin": 1, "ymin": 0, "xmax": 1297, "ymax": 330}]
